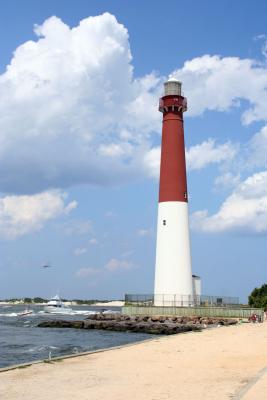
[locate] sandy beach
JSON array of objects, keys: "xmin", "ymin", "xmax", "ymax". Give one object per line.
[{"xmin": 1, "ymin": 322, "xmax": 267, "ymax": 400}]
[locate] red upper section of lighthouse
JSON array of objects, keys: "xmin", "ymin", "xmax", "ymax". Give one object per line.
[{"xmin": 158, "ymin": 93, "xmax": 188, "ymax": 203}]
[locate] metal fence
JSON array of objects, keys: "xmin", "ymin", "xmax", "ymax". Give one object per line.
[
  {"xmin": 122, "ymin": 305, "xmax": 264, "ymax": 319},
  {"xmin": 125, "ymin": 294, "xmax": 239, "ymax": 308}
]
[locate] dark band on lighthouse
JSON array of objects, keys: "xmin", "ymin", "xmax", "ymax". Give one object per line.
[{"xmin": 158, "ymin": 81, "xmax": 188, "ymax": 203}]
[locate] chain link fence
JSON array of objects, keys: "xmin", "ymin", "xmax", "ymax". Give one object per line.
[{"xmin": 125, "ymin": 294, "xmax": 239, "ymax": 307}]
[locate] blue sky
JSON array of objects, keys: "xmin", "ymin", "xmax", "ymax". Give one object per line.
[{"xmin": 0, "ymin": 1, "xmax": 267, "ymax": 302}]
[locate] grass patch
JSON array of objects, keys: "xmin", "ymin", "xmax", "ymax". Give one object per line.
[
  {"xmin": 17, "ymin": 364, "xmax": 32, "ymax": 369},
  {"xmin": 43, "ymin": 357, "xmax": 63, "ymax": 364}
]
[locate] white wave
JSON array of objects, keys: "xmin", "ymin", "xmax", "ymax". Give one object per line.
[
  {"xmin": 17, "ymin": 313, "xmax": 36, "ymax": 317},
  {"xmin": 28, "ymin": 345, "xmax": 59, "ymax": 352},
  {"xmin": 103, "ymin": 310, "xmax": 120, "ymax": 314},
  {"xmin": 0, "ymin": 313, "xmax": 18, "ymax": 317},
  {"xmin": 70, "ymin": 310, "xmax": 96, "ymax": 315},
  {"xmin": 36, "ymin": 309, "xmax": 119, "ymax": 316},
  {"xmin": 38, "ymin": 309, "xmax": 97, "ymax": 316},
  {"xmin": 0, "ymin": 311, "xmax": 37, "ymax": 317}
]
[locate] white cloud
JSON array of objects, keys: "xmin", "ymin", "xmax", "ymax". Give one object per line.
[
  {"xmin": 74, "ymin": 238, "xmax": 97, "ymax": 256},
  {"xmin": 98, "ymin": 143, "xmax": 133, "ymax": 158},
  {"xmin": 76, "ymin": 267, "xmax": 100, "ymax": 278},
  {"xmin": 137, "ymin": 228, "xmax": 152, "ymax": 237},
  {"xmin": 120, "ymin": 250, "xmax": 134, "ymax": 258},
  {"xmin": 248, "ymin": 125, "xmax": 267, "ymax": 168},
  {"xmin": 89, "ymin": 238, "xmax": 98, "ymax": 245},
  {"xmin": 171, "ymin": 54, "xmax": 267, "ymax": 124},
  {"xmin": 105, "ymin": 211, "xmax": 117, "ymax": 218},
  {"xmin": 143, "ymin": 147, "xmax": 161, "ymax": 179},
  {"xmin": 2, "ymin": 12, "xmax": 267, "ymax": 196},
  {"xmin": 186, "ymin": 139, "xmax": 237, "ymax": 171},
  {"xmin": 63, "ymin": 219, "xmax": 92, "ymax": 235},
  {"xmin": 104, "ymin": 258, "xmax": 134, "ymax": 272},
  {"xmin": 0, "ymin": 190, "xmax": 76, "ymax": 239},
  {"xmin": 1, "ymin": 13, "xmax": 267, "ymax": 198},
  {"xmin": 214, "ymin": 172, "xmax": 241, "ymax": 191},
  {"xmin": 143, "ymin": 140, "xmax": 237, "ymax": 178},
  {"xmin": 0, "ymin": 13, "xmax": 161, "ymax": 194},
  {"xmin": 254, "ymin": 35, "xmax": 267, "ymax": 57},
  {"xmin": 191, "ymin": 171, "xmax": 267, "ymax": 233},
  {"xmin": 76, "ymin": 257, "xmax": 135, "ymax": 279},
  {"xmin": 74, "ymin": 247, "xmax": 87, "ymax": 256}
]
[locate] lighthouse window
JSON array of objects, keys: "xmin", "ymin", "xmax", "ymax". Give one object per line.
[
  {"xmin": 163, "ymin": 220, "xmax": 166, "ymax": 225},
  {"xmin": 184, "ymin": 191, "xmax": 187, "ymax": 199}
]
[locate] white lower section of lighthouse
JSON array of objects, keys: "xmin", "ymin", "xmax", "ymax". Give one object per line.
[{"xmin": 154, "ymin": 201, "xmax": 193, "ymax": 306}]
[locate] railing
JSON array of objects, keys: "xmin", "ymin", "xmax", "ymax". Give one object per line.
[{"xmin": 125, "ymin": 294, "xmax": 239, "ymax": 308}]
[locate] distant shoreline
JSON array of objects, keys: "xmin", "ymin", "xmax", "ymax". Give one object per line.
[{"xmin": 0, "ymin": 300, "xmax": 124, "ymax": 307}]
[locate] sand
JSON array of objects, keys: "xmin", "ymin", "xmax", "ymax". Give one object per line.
[{"xmin": 1, "ymin": 322, "xmax": 267, "ymax": 400}]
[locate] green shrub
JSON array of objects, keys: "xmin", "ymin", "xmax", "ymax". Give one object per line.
[{"xmin": 248, "ymin": 284, "xmax": 267, "ymax": 309}]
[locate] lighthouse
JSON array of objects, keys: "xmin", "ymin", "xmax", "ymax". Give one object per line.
[{"xmin": 154, "ymin": 79, "xmax": 193, "ymax": 306}]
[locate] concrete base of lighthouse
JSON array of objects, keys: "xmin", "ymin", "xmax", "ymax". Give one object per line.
[{"xmin": 154, "ymin": 201, "xmax": 193, "ymax": 306}]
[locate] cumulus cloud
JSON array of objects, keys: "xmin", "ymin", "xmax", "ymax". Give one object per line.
[
  {"xmin": 74, "ymin": 247, "xmax": 87, "ymax": 256},
  {"xmin": 98, "ymin": 143, "xmax": 133, "ymax": 158},
  {"xmin": 263, "ymin": 41, "xmax": 267, "ymax": 58},
  {"xmin": 137, "ymin": 228, "xmax": 153, "ymax": 237},
  {"xmin": 248, "ymin": 125, "xmax": 267, "ymax": 168},
  {"xmin": 214, "ymin": 172, "xmax": 241, "ymax": 191},
  {"xmin": 191, "ymin": 171, "xmax": 267, "ymax": 233},
  {"xmin": 186, "ymin": 139, "xmax": 237, "ymax": 171},
  {"xmin": 89, "ymin": 238, "xmax": 98, "ymax": 245},
  {"xmin": 2, "ymin": 10, "xmax": 267, "ymax": 243},
  {"xmin": 63, "ymin": 219, "xmax": 92, "ymax": 235},
  {"xmin": 143, "ymin": 147, "xmax": 161, "ymax": 178},
  {"xmin": 120, "ymin": 250, "xmax": 134, "ymax": 258},
  {"xmin": 74, "ymin": 238, "xmax": 97, "ymax": 256},
  {"xmin": 76, "ymin": 267, "xmax": 100, "ymax": 278},
  {"xmin": 144, "ymin": 140, "xmax": 237, "ymax": 178},
  {"xmin": 1, "ymin": 13, "xmax": 267, "ymax": 196},
  {"xmin": 104, "ymin": 258, "xmax": 134, "ymax": 272},
  {"xmin": 254, "ymin": 34, "xmax": 267, "ymax": 58},
  {"xmin": 105, "ymin": 210, "xmax": 118, "ymax": 218},
  {"xmin": 0, "ymin": 13, "xmax": 161, "ymax": 194},
  {"xmin": 75, "ymin": 257, "xmax": 135, "ymax": 279},
  {"xmin": 0, "ymin": 190, "xmax": 76, "ymax": 239},
  {"xmin": 171, "ymin": 54, "xmax": 267, "ymax": 124}
]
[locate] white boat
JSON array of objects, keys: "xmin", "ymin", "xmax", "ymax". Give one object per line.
[{"xmin": 43, "ymin": 295, "xmax": 73, "ymax": 314}]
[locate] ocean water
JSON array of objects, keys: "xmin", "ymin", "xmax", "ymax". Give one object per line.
[{"xmin": 0, "ymin": 305, "xmax": 153, "ymax": 368}]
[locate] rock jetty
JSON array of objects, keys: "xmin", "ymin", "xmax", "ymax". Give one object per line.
[{"xmin": 37, "ymin": 313, "xmax": 238, "ymax": 335}]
